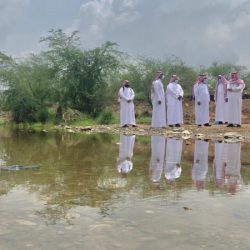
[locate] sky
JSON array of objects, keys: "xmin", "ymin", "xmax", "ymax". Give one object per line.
[{"xmin": 1, "ymin": 0, "xmax": 250, "ymax": 68}]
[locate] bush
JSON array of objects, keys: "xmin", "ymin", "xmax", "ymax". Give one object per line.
[
  {"xmin": 98, "ymin": 109, "xmax": 114, "ymax": 124},
  {"xmin": 35, "ymin": 107, "xmax": 49, "ymax": 124}
]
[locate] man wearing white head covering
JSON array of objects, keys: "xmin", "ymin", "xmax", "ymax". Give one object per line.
[
  {"xmin": 151, "ymin": 71, "xmax": 167, "ymax": 128},
  {"xmin": 224, "ymin": 142, "xmax": 242, "ymax": 194},
  {"xmin": 118, "ymin": 80, "xmax": 136, "ymax": 128},
  {"xmin": 117, "ymin": 134, "xmax": 135, "ymax": 174},
  {"xmin": 214, "ymin": 75, "xmax": 228, "ymax": 124},
  {"xmin": 166, "ymin": 75, "xmax": 184, "ymax": 127},
  {"xmin": 192, "ymin": 139, "xmax": 209, "ymax": 190},
  {"xmin": 193, "ymin": 74, "xmax": 211, "ymax": 126},
  {"xmin": 149, "ymin": 135, "xmax": 166, "ymax": 183},
  {"xmin": 164, "ymin": 138, "xmax": 183, "ymax": 181},
  {"xmin": 226, "ymin": 72, "xmax": 245, "ymax": 127}
]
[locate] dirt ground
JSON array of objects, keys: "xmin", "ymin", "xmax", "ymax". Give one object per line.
[
  {"xmin": 94, "ymin": 98, "xmax": 250, "ymax": 141},
  {"xmin": 132, "ymin": 98, "xmax": 250, "ymax": 125}
]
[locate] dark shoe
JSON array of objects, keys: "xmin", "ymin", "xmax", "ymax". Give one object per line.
[
  {"xmin": 175, "ymin": 124, "xmax": 181, "ymax": 127},
  {"xmin": 169, "ymin": 125, "xmax": 174, "ymax": 128},
  {"xmin": 218, "ymin": 121, "xmax": 223, "ymax": 125},
  {"xmin": 122, "ymin": 124, "xmax": 128, "ymax": 128},
  {"xmin": 204, "ymin": 123, "xmax": 211, "ymax": 126},
  {"xmin": 198, "ymin": 124, "xmax": 202, "ymax": 127},
  {"xmin": 132, "ymin": 125, "xmax": 137, "ymax": 128},
  {"xmin": 225, "ymin": 122, "xmax": 228, "ymax": 124},
  {"xmin": 226, "ymin": 124, "xmax": 234, "ymax": 127},
  {"xmin": 236, "ymin": 124, "xmax": 241, "ymax": 127}
]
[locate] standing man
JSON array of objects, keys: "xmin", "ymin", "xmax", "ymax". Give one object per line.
[
  {"xmin": 193, "ymin": 74, "xmax": 211, "ymax": 126},
  {"xmin": 118, "ymin": 80, "xmax": 136, "ymax": 128},
  {"xmin": 166, "ymin": 75, "xmax": 184, "ymax": 127},
  {"xmin": 226, "ymin": 72, "xmax": 245, "ymax": 127},
  {"xmin": 151, "ymin": 71, "xmax": 167, "ymax": 128},
  {"xmin": 214, "ymin": 75, "xmax": 228, "ymax": 124}
]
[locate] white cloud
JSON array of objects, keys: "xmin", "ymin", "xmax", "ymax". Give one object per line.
[{"xmin": 1, "ymin": 0, "xmax": 250, "ymax": 68}]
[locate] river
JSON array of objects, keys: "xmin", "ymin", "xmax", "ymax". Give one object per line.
[{"xmin": 0, "ymin": 128, "xmax": 250, "ymax": 250}]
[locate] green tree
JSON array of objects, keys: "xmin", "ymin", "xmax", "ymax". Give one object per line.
[{"xmin": 40, "ymin": 29, "xmax": 122, "ymax": 117}]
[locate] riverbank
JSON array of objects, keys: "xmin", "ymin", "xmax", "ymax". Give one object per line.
[
  {"xmin": 56, "ymin": 123, "xmax": 250, "ymax": 142},
  {"xmin": 1, "ymin": 98, "xmax": 249, "ymax": 141}
]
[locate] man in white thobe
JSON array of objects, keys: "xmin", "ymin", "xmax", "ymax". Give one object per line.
[
  {"xmin": 192, "ymin": 139, "xmax": 209, "ymax": 190},
  {"xmin": 149, "ymin": 135, "xmax": 166, "ymax": 183},
  {"xmin": 151, "ymin": 71, "xmax": 167, "ymax": 128},
  {"xmin": 224, "ymin": 142, "xmax": 242, "ymax": 194},
  {"xmin": 193, "ymin": 74, "xmax": 211, "ymax": 126},
  {"xmin": 166, "ymin": 75, "xmax": 184, "ymax": 127},
  {"xmin": 117, "ymin": 134, "xmax": 135, "ymax": 174},
  {"xmin": 164, "ymin": 138, "xmax": 183, "ymax": 182},
  {"xmin": 213, "ymin": 140, "xmax": 226, "ymax": 189},
  {"xmin": 118, "ymin": 80, "xmax": 136, "ymax": 128},
  {"xmin": 226, "ymin": 72, "xmax": 245, "ymax": 127},
  {"xmin": 214, "ymin": 75, "xmax": 228, "ymax": 124}
]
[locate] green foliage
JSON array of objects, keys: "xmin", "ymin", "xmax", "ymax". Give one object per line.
[
  {"xmin": 98, "ymin": 109, "xmax": 114, "ymax": 125},
  {"xmin": 0, "ymin": 29, "xmax": 250, "ymax": 125},
  {"xmin": 35, "ymin": 107, "xmax": 49, "ymax": 124}
]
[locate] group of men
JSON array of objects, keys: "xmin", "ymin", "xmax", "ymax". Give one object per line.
[{"xmin": 118, "ymin": 71, "xmax": 245, "ymax": 128}]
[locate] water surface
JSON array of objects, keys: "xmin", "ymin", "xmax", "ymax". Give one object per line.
[{"xmin": 0, "ymin": 128, "xmax": 250, "ymax": 250}]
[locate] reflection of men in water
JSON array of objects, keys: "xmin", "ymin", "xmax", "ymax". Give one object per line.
[
  {"xmin": 149, "ymin": 135, "xmax": 166, "ymax": 184},
  {"xmin": 164, "ymin": 138, "xmax": 183, "ymax": 183},
  {"xmin": 224, "ymin": 142, "xmax": 242, "ymax": 194},
  {"xmin": 213, "ymin": 140, "xmax": 226, "ymax": 189},
  {"xmin": 192, "ymin": 139, "xmax": 209, "ymax": 190},
  {"xmin": 117, "ymin": 135, "xmax": 135, "ymax": 174}
]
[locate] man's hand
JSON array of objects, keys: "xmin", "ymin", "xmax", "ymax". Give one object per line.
[
  {"xmin": 178, "ymin": 96, "xmax": 182, "ymax": 101},
  {"xmin": 127, "ymin": 100, "xmax": 131, "ymax": 103},
  {"xmin": 197, "ymin": 101, "xmax": 201, "ymax": 106},
  {"xmin": 225, "ymin": 98, "xmax": 228, "ymax": 102},
  {"xmin": 158, "ymin": 100, "xmax": 161, "ymax": 105}
]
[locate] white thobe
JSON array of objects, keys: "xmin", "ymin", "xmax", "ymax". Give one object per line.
[
  {"xmin": 192, "ymin": 140, "xmax": 209, "ymax": 182},
  {"xmin": 164, "ymin": 138, "xmax": 183, "ymax": 180},
  {"xmin": 149, "ymin": 135, "xmax": 166, "ymax": 182},
  {"xmin": 227, "ymin": 81, "xmax": 245, "ymax": 125},
  {"xmin": 224, "ymin": 142, "xmax": 241, "ymax": 183},
  {"xmin": 151, "ymin": 79, "xmax": 166, "ymax": 128},
  {"xmin": 166, "ymin": 82, "xmax": 184, "ymax": 125},
  {"xmin": 214, "ymin": 82, "xmax": 228, "ymax": 123},
  {"xmin": 119, "ymin": 87, "xmax": 136, "ymax": 126},
  {"xmin": 193, "ymin": 83, "xmax": 210, "ymax": 125},
  {"xmin": 213, "ymin": 141, "xmax": 226, "ymax": 186},
  {"xmin": 117, "ymin": 135, "xmax": 135, "ymax": 174}
]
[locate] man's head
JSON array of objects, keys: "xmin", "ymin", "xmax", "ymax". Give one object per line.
[
  {"xmin": 123, "ymin": 80, "xmax": 130, "ymax": 87},
  {"xmin": 170, "ymin": 74, "xmax": 179, "ymax": 82}
]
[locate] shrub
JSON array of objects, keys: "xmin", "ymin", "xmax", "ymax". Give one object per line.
[{"xmin": 98, "ymin": 109, "xmax": 114, "ymax": 124}]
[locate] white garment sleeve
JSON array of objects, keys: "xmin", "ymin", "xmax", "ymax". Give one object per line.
[
  {"xmin": 130, "ymin": 88, "xmax": 135, "ymax": 100},
  {"xmin": 119, "ymin": 88, "xmax": 129, "ymax": 101},
  {"xmin": 154, "ymin": 81, "xmax": 162, "ymax": 101}
]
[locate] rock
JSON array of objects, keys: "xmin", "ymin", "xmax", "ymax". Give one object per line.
[
  {"xmin": 195, "ymin": 133, "xmax": 205, "ymax": 139},
  {"xmin": 0, "ymin": 165, "xmax": 39, "ymax": 171},
  {"xmin": 224, "ymin": 132, "xmax": 244, "ymax": 142},
  {"xmin": 80, "ymin": 126, "xmax": 92, "ymax": 131}
]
